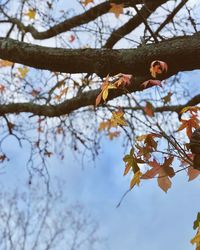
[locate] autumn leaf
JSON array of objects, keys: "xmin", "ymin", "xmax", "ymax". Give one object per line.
[
  {"xmin": 162, "ymin": 92, "xmax": 172, "ymax": 104},
  {"xmin": 30, "ymin": 89, "xmax": 40, "ymax": 97},
  {"xmin": 109, "ymin": 3, "xmax": 124, "ymax": 18},
  {"xmin": 0, "ymin": 59, "xmax": 14, "ymax": 67},
  {"xmin": 142, "ymin": 159, "xmax": 161, "ymax": 179},
  {"xmin": 162, "ymin": 156, "xmax": 175, "ymax": 178},
  {"xmin": 123, "ymin": 148, "xmax": 139, "ymax": 174},
  {"xmin": 114, "ymin": 73, "xmax": 132, "ymax": 87},
  {"xmin": 194, "ymin": 213, "xmax": 200, "ymax": 230},
  {"xmin": 0, "ymin": 84, "xmax": 5, "ymax": 93},
  {"xmin": 191, "ymin": 223, "xmax": 200, "ymax": 248},
  {"xmin": 111, "ymin": 110, "xmax": 127, "ymax": 127},
  {"xmin": 144, "ymin": 102, "xmax": 154, "ymax": 117},
  {"xmin": 25, "ymin": 9, "xmax": 36, "ymax": 20},
  {"xmin": 150, "ymin": 60, "xmax": 168, "ymax": 78},
  {"xmin": 69, "ymin": 34, "xmax": 75, "ymax": 43},
  {"xmin": 108, "ymin": 131, "xmax": 120, "ymax": 140},
  {"xmin": 180, "ymin": 106, "xmax": 200, "ymax": 115},
  {"xmin": 130, "ymin": 171, "xmax": 142, "ymax": 189},
  {"xmin": 81, "ymin": 0, "xmax": 94, "ymax": 6},
  {"xmin": 157, "ymin": 167, "xmax": 172, "ymax": 192},
  {"xmin": 178, "ymin": 116, "xmax": 200, "ymax": 139},
  {"xmin": 95, "ymin": 75, "xmax": 116, "ymax": 106},
  {"xmin": 141, "ymin": 79, "xmax": 162, "ymax": 89},
  {"xmin": 188, "ymin": 166, "xmax": 200, "ymax": 181},
  {"xmin": 18, "ymin": 66, "xmax": 29, "ymax": 78},
  {"xmin": 0, "ymin": 154, "xmax": 7, "ymax": 162}
]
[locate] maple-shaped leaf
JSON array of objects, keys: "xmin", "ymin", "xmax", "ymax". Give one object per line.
[
  {"xmin": 191, "ymin": 223, "xmax": 200, "ymax": 248},
  {"xmin": 144, "ymin": 101, "xmax": 154, "ymax": 117},
  {"xmin": 141, "ymin": 159, "xmax": 161, "ymax": 179},
  {"xmin": 141, "ymin": 79, "xmax": 162, "ymax": 89},
  {"xmin": 137, "ymin": 133, "xmax": 161, "ymax": 151},
  {"xmin": 0, "ymin": 59, "xmax": 14, "ymax": 67},
  {"xmin": 162, "ymin": 156, "xmax": 175, "ymax": 178},
  {"xmin": 188, "ymin": 166, "xmax": 200, "ymax": 181},
  {"xmin": 130, "ymin": 171, "xmax": 142, "ymax": 189},
  {"xmin": 108, "ymin": 131, "xmax": 120, "ymax": 140},
  {"xmin": 114, "ymin": 73, "xmax": 132, "ymax": 87},
  {"xmin": 81, "ymin": 0, "xmax": 94, "ymax": 6},
  {"xmin": 18, "ymin": 66, "xmax": 29, "ymax": 78},
  {"xmin": 25, "ymin": 9, "xmax": 36, "ymax": 20},
  {"xmin": 95, "ymin": 75, "xmax": 117, "ymax": 106},
  {"xmin": 162, "ymin": 92, "xmax": 172, "ymax": 104},
  {"xmin": 109, "ymin": 3, "xmax": 124, "ymax": 18},
  {"xmin": 111, "ymin": 110, "xmax": 127, "ymax": 127},
  {"xmin": 178, "ymin": 116, "xmax": 200, "ymax": 139},
  {"xmin": 150, "ymin": 60, "xmax": 168, "ymax": 78},
  {"xmin": 157, "ymin": 167, "xmax": 172, "ymax": 192},
  {"xmin": 123, "ymin": 148, "xmax": 139, "ymax": 174}
]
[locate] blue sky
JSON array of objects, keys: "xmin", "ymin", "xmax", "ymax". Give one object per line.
[{"xmin": 1, "ymin": 133, "xmax": 200, "ymax": 250}]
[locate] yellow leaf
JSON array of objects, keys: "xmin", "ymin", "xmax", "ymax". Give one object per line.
[
  {"xmin": 0, "ymin": 59, "xmax": 14, "ymax": 67},
  {"xmin": 130, "ymin": 171, "xmax": 142, "ymax": 189},
  {"xmin": 102, "ymin": 88, "xmax": 109, "ymax": 101},
  {"xmin": 18, "ymin": 67, "xmax": 29, "ymax": 78},
  {"xmin": 25, "ymin": 9, "xmax": 36, "ymax": 20},
  {"xmin": 111, "ymin": 110, "xmax": 127, "ymax": 126},
  {"xmin": 191, "ymin": 224, "xmax": 200, "ymax": 248},
  {"xmin": 81, "ymin": 0, "xmax": 94, "ymax": 6},
  {"xmin": 180, "ymin": 106, "xmax": 200, "ymax": 114},
  {"xmin": 109, "ymin": 3, "xmax": 124, "ymax": 18}
]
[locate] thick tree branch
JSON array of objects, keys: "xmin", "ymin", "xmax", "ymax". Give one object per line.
[{"xmin": 1, "ymin": 32, "xmax": 200, "ymax": 77}]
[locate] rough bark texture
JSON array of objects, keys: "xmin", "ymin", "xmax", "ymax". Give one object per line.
[{"xmin": 1, "ymin": 32, "xmax": 200, "ymax": 77}]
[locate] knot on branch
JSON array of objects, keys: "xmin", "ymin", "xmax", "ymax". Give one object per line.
[{"xmin": 190, "ymin": 128, "xmax": 200, "ymax": 170}]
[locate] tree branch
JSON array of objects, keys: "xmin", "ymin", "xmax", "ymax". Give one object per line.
[
  {"xmin": 1, "ymin": 32, "xmax": 200, "ymax": 76},
  {"xmin": 1, "ymin": 0, "xmax": 158, "ymax": 40},
  {"xmin": 104, "ymin": 0, "xmax": 167, "ymax": 48}
]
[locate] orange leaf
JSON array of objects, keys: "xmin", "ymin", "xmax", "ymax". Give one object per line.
[
  {"xmin": 178, "ymin": 117, "xmax": 200, "ymax": 139},
  {"xmin": 0, "ymin": 59, "xmax": 14, "ymax": 67},
  {"xmin": 81, "ymin": 0, "xmax": 94, "ymax": 6},
  {"xmin": 109, "ymin": 3, "xmax": 124, "ymax": 18},
  {"xmin": 150, "ymin": 60, "xmax": 168, "ymax": 78},
  {"xmin": 124, "ymin": 163, "xmax": 132, "ymax": 176},
  {"xmin": 95, "ymin": 92, "xmax": 102, "ymax": 106},
  {"xmin": 158, "ymin": 168, "xmax": 172, "ymax": 192},
  {"xmin": 144, "ymin": 102, "xmax": 154, "ymax": 117},
  {"xmin": 0, "ymin": 84, "xmax": 5, "ymax": 93},
  {"xmin": 142, "ymin": 159, "xmax": 161, "ymax": 179},
  {"xmin": 141, "ymin": 79, "xmax": 162, "ymax": 89},
  {"xmin": 188, "ymin": 166, "xmax": 200, "ymax": 181}
]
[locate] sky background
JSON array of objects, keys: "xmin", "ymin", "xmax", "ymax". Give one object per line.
[{"xmin": 0, "ymin": 1, "xmax": 200, "ymax": 250}]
